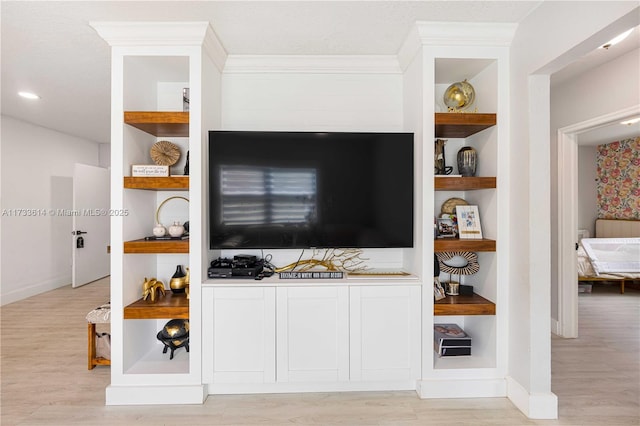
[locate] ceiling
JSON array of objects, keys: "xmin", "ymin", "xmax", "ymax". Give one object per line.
[{"xmin": 1, "ymin": 1, "xmax": 638, "ymax": 146}]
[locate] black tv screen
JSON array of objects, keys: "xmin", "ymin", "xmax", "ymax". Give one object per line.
[{"xmin": 208, "ymin": 131, "xmax": 413, "ymax": 249}]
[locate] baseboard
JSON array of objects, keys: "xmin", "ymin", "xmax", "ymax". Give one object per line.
[
  {"xmin": 0, "ymin": 274, "xmax": 71, "ymax": 306},
  {"xmin": 506, "ymin": 376, "xmax": 558, "ymax": 419},
  {"xmin": 417, "ymin": 377, "xmax": 507, "ymax": 398},
  {"xmin": 550, "ymin": 317, "xmax": 560, "ymax": 336},
  {"xmin": 106, "ymin": 384, "xmax": 206, "ymax": 405},
  {"xmin": 206, "ymin": 380, "xmax": 417, "ymax": 395}
]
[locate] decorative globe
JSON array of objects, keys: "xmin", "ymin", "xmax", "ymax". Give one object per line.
[
  {"xmin": 160, "ymin": 319, "xmax": 189, "ymax": 339},
  {"xmin": 443, "ymin": 79, "xmax": 476, "ymax": 111}
]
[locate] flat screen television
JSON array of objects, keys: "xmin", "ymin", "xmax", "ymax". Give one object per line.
[{"xmin": 208, "ymin": 131, "xmax": 414, "ymax": 249}]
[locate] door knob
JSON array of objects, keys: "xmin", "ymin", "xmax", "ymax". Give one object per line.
[{"xmin": 72, "ymin": 230, "xmax": 87, "ymax": 235}]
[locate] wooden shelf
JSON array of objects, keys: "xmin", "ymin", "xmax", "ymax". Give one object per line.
[
  {"xmin": 434, "ymin": 293, "xmax": 495, "ymax": 316},
  {"xmin": 124, "ymin": 239, "xmax": 189, "ymax": 254},
  {"xmin": 124, "ymin": 176, "xmax": 189, "ymax": 190},
  {"xmin": 124, "ymin": 292, "xmax": 189, "ymax": 319},
  {"xmin": 435, "ymin": 176, "xmax": 496, "ymax": 190},
  {"xmin": 434, "ymin": 238, "xmax": 496, "ymax": 252},
  {"xmin": 435, "ymin": 113, "xmax": 496, "ymax": 138},
  {"xmin": 124, "ymin": 111, "xmax": 189, "ymax": 137}
]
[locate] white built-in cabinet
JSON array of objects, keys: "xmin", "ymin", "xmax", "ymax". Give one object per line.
[
  {"xmin": 92, "ymin": 19, "xmax": 544, "ymax": 412},
  {"xmin": 204, "ymin": 284, "xmax": 421, "ymax": 393}
]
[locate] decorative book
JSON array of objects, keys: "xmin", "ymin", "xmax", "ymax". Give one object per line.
[{"xmin": 456, "ymin": 205, "xmax": 483, "ymax": 239}]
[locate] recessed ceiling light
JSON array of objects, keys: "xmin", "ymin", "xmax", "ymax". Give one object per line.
[
  {"xmin": 601, "ymin": 28, "xmax": 633, "ymax": 49},
  {"xmin": 18, "ymin": 91, "xmax": 40, "ymax": 100},
  {"xmin": 620, "ymin": 117, "xmax": 640, "ymax": 126}
]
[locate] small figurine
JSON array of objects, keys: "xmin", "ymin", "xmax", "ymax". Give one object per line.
[{"xmin": 142, "ymin": 278, "xmax": 166, "ymax": 302}]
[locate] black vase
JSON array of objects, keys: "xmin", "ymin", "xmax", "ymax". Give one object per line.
[
  {"xmin": 457, "ymin": 146, "xmax": 477, "ymax": 177},
  {"xmin": 170, "ymin": 265, "xmax": 187, "ymax": 293}
]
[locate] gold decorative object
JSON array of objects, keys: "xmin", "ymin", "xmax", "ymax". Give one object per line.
[
  {"xmin": 142, "ymin": 277, "xmax": 166, "ymax": 302},
  {"xmin": 155, "ymin": 196, "xmax": 189, "ymax": 232},
  {"xmin": 150, "ymin": 140, "xmax": 180, "ymax": 166},
  {"xmin": 441, "ymin": 197, "xmax": 468, "ymax": 215},
  {"xmin": 275, "ymin": 248, "xmax": 368, "ymax": 274},
  {"xmin": 443, "ymin": 79, "xmax": 476, "ymax": 112}
]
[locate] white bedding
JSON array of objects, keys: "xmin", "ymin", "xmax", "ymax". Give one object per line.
[{"xmin": 580, "ymin": 238, "xmax": 640, "ymax": 276}]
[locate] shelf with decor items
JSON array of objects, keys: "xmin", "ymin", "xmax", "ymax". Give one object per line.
[
  {"xmin": 124, "ymin": 292, "xmax": 189, "ymax": 319},
  {"xmin": 435, "ymin": 112, "xmax": 496, "ymax": 138},
  {"xmin": 124, "ymin": 111, "xmax": 189, "ymax": 137},
  {"xmin": 123, "ymin": 238, "xmax": 189, "ymax": 254},
  {"xmin": 434, "ymin": 293, "xmax": 495, "ymax": 316},
  {"xmin": 124, "ymin": 176, "xmax": 189, "ymax": 190},
  {"xmin": 434, "ymin": 238, "xmax": 496, "ymax": 253},
  {"xmin": 434, "ymin": 176, "xmax": 496, "ymax": 191}
]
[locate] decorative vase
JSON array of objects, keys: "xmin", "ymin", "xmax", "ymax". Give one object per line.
[
  {"xmin": 170, "ymin": 265, "xmax": 187, "ymax": 293},
  {"xmin": 168, "ymin": 221, "xmax": 185, "ymax": 237},
  {"xmin": 457, "ymin": 146, "xmax": 477, "ymax": 177},
  {"xmin": 153, "ymin": 223, "xmax": 166, "ymax": 237}
]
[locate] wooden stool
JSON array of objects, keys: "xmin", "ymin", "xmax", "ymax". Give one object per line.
[{"xmin": 86, "ymin": 303, "xmax": 111, "ymax": 370}]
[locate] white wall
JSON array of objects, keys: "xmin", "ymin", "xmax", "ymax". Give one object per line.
[
  {"xmin": 578, "ymin": 146, "xmax": 598, "ymax": 237},
  {"xmin": 1, "ymin": 116, "xmax": 102, "ymax": 305},
  {"xmin": 509, "ymin": 1, "xmax": 638, "ymax": 417},
  {"xmin": 221, "ymin": 71, "xmax": 403, "ymax": 132}
]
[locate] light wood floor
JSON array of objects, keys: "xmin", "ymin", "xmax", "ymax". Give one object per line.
[{"xmin": 1, "ymin": 279, "xmax": 638, "ymax": 425}]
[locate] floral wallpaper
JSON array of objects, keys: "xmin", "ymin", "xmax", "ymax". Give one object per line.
[{"xmin": 596, "ymin": 136, "xmax": 640, "ymax": 219}]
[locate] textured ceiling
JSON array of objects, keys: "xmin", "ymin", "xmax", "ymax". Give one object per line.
[{"xmin": 2, "ymin": 1, "xmax": 636, "ymax": 146}]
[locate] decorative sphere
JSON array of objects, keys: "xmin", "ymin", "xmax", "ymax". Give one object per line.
[
  {"xmin": 443, "ymin": 80, "xmax": 476, "ymax": 110},
  {"xmin": 160, "ymin": 319, "xmax": 189, "ymax": 339}
]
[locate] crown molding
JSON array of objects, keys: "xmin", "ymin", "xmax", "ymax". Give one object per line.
[
  {"xmin": 414, "ymin": 21, "xmax": 517, "ymax": 47},
  {"xmin": 90, "ymin": 21, "xmax": 227, "ymax": 72},
  {"xmin": 202, "ymin": 25, "xmax": 228, "ymax": 73},
  {"xmin": 398, "ymin": 21, "xmax": 517, "ymax": 71},
  {"xmin": 223, "ymin": 55, "xmax": 402, "ymax": 74}
]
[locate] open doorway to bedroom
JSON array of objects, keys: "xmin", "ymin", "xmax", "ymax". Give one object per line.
[{"xmin": 556, "ymin": 107, "xmax": 640, "ymax": 338}]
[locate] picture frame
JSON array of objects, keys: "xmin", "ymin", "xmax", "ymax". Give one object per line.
[
  {"xmin": 434, "ymin": 277, "xmax": 446, "ymax": 301},
  {"xmin": 456, "ymin": 205, "xmax": 483, "ymax": 239},
  {"xmin": 437, "ymin": 217, "xmax": 457, "ymax": 238}
]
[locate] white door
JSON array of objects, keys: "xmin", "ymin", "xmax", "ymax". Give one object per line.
[
  {"xmin": 349, "ymin": 285, "xmax": 421, "ymax": 383},
  {"xmin": 276, "ymin": 286, "xmax": 349, "ymax": 383},
  {"xmin": 72, "ymin": 164, "xmax": 110, "ymax": 287}
]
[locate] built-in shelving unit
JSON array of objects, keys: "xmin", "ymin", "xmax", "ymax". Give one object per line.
[
  {"xmin": 124, "ymin": 292, "xmax": 189, "ymax": 319},
  {"xmin": 424, "ymin": 49, "xmax": 506, "ymax": 391},
  {"xmin": 93, "ymin": 21, "xmax": 221, "ymax": 405}
]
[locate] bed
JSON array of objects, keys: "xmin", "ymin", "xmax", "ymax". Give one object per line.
[{"xmin": 577, "ymin": 219, "xmax": 640, "ymax": 294}]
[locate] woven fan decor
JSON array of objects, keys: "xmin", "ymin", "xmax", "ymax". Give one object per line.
[
  {"xmin": 150, "ymin": 140, "xmax": 180, "ymax": 166},
  {"xmin": 436, "ymin": 251, "xmax": 480, "ymax": 275},
  {"xmin": 441, "ymin": 197, "xmax": 468, "ymax": 215}
]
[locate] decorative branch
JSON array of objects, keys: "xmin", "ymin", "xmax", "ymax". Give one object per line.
[{"xmin": 275, "ymin": 248, "xmax": 368, "ymax": 273}]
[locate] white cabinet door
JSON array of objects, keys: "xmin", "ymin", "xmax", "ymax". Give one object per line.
[
  {"xmin": 350, "ymin": 285, "xmax": 421, "ymax": 383},
  {"xmin": 206, "ymin": 287, "xmax": 276, "ymax": 384},
  {"xmin": 276, "ymin": 286, "xmax": 349, "ymax": 383}
]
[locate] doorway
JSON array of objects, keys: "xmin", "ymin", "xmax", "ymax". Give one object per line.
[{"xmin": 556, "ymin": 105, "xmax": 640, "ymax": 337}]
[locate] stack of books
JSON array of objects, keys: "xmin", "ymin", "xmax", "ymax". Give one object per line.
[{"xmin": 434, "ymin": 323, "xmax": 472, "ymax": 357}]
